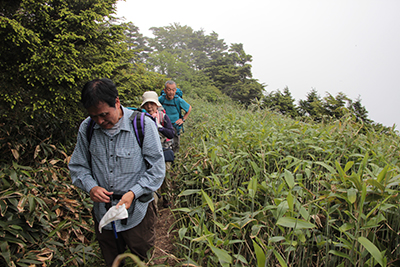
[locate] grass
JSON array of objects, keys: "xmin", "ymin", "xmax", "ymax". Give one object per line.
[
  {"xmin": 1, "ymin": 96, "xmax": 399, "ymax": 266},
  {"xmin": 171, "ymin": 97, "xmax": 400, "ymax": 266}
]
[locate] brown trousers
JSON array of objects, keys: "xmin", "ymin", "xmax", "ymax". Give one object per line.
[{"xmin": 94, "ymin": 201, "xmax": 156, "ymax": 267}]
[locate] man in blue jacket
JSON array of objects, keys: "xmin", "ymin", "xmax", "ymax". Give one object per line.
[
  {"xmin": 158, "ymin": 80, "xmax": 192, "ymax": 153},
  {"xmin": 69, "ymin": 78, "xmax": 165, "ymax": 266}
]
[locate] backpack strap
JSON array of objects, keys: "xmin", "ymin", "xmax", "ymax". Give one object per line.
[
  {"xmin": 132, "ymin": 111, "xmax": 145, "ymax": 148},
  {"xmin": 130, "ymin": 109, "xmax": 156, "ymax": 169},
  {"xmin": 157, "ymin": 108, "xmax": 166, "ymax": 127},
  {"xmin": 86, "ymin": 118, "xmax": 96, "ymax": 145},
  {"xmin": 159, "ymin": 95, "xmax": 166, "ymax": 105},
  {"xmin": 159, "ymin": 95, "xmax": 182, "ymax": 120},
  {"xmin": 174, "ymin": 97, "xmax": 182, "ymax": 119}
]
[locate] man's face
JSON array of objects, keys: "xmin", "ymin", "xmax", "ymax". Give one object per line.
[
  {"xmin": 165, "ymin": 84, "xmax": 176, "ymax": 100},
  {"xmin": 87, "ymin": 98, "xmax": 122, "ymax": 129}
]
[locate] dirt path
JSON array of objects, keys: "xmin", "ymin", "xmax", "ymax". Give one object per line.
[
  {"xmin": 151, "ymin": 204, "xmax": 179, "ymax": 266},
  {"xmin": 150, "ymin": 164, "xmax": 180, "ymax": 266}
]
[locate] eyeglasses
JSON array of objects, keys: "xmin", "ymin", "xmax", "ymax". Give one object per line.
[{"xmin": 165, "ymin": 88, "xmax": 176, "ymax": 92}]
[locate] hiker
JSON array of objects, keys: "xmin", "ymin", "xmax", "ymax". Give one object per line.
[
  {"xmin": 158, "ymin": 80, "xmax": 192, "ymax": 153},
  {"xmin": 141, "ymin": 91, "xmax": 175, "ymax": 207},
  {"xmin": 141, "ymin": 91, "xmax": 175, "ymax": 145},
  {"xmin": 68, "ymin": 78, "xmax": 165, "ymax": 266}
]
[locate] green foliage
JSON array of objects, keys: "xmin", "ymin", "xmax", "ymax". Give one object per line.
[
  {"xmin": 2, "ymin": 3, "xmax": 399, "ymax": 266},
  {"xmin": 260, "ymin": 87, "xmax": 300, "ymax": 118},
  {"xmin": 260, "ymin": 87, "xmax": 382, "ymax": 131},
  {"xmin": 1, "ymin": 96, "xmax": 399, "ymax": 266},
  {"xmin": 122, "ymin": 22, "xmax": 150, "ymax": 64},
  {"xmin": 147, "ymin": 50, "xmax": 196, "ymax": 79},
  {"xmin": 349, "ymin": 96, "xmax": 371, "ymax": 123},
  {"xmin": 298, "ymin": 88, "xmax": 324, "ymax": 119},
  {"xmin": 0, "ymin": 146, "xmax": 100, "ymax": 266},
  {"xmin": 177, "ymin": 76, "xmax": 228, "ymax": 103},
  {"xmin": 144, "ymin": 23, "xmax": 264, "ymax": 104},
  {"xmin": 148, "ymin": 23, "xmax": 227, "ymax": 71},
  {"xmin": 0, "ymin": 0, "xmax": 129, "ymax": 126},
  {"xmin": 0, "ymin": 0, "xmax": 168, "ymax": 164},
  {"xmin": 115, "ymin": 63, "xmax": 166, "ymax": 108},
  {"xmin": 322, "ymin": 92, "xmax": 351, "ymax": 119},
  {"xmin": 203, "ymin": 43, "xmax": 264, "ymax": 104},
  {"xmin": 171, "ymin": 97, "xmax": 400, "ymax": 266}
]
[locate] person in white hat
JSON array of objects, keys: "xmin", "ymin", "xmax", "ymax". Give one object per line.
[
  {"xmin": 141, "ymin": 91, "xmax": 175, "ymax": 141},
  {"xmin": 141, "ymin": 91, "xmax": 175, "ymax": 207}
]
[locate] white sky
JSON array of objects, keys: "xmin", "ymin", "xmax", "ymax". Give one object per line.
[{"xmin": 116, "ymin": 0, "xmax": 400, "ymax": 130}]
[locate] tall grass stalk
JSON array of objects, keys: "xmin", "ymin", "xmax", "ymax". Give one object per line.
[{"xmin": 172, "ymin": 97, "xmax": 400, "ymax": 266}]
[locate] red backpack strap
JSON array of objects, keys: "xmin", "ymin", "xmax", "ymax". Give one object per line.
[{"xmin": 157, "ymin": 108, "xmax": 166, "ymax": 127}]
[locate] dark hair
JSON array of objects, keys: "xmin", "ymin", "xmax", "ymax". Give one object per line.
[
  {"xmin": 81, "ymin": 78, "xmax": 118, "ymax": 109},
  {"xmin": 164, "ymin": 80, "xmax": 176, "ymax": 89}
]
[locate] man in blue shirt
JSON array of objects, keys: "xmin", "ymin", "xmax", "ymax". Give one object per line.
[
  {"xmin": 69, "ymin": 78, "xmax": 165, "ymax": 266},
  {"xmin": 158, "ymin": 80, "xmax": 192, "ymax": 153}
]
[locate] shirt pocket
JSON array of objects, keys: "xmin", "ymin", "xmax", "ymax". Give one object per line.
[
  {"xmin": 116, "ymin": 147, "xmax": 135, "ymax": 174},
  {"xmin": 89, "ymin": 146, "xmax": 107, "ymax": 174}
]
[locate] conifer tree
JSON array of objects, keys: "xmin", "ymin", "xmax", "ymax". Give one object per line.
[{"xmin": 0, "ymin": 0, "xmax": 129, "ymax": 132}]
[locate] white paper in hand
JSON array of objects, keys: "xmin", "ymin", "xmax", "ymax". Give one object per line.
[{"xmin": 98, "ymin": 204, "xmax": 128, "ymax": 233}]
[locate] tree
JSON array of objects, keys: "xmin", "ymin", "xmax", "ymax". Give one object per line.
[
  {"xmin": 123, "ymin": 22, "xmax": 150, "ymax": 63},
  {"xmin": 148, "ymin": 23, "xmax": 227, "ymax": 70},
  {"xmin": 145, "ymin": 23, "xmax": 264, "ymax": 104},
  {"xmin": 298, "ymin": 89, "xmax": 324, "ymax": 120},
  {"xmin": 261, "ymin": 87, "xmax": 299, "ymax": 118},
  {"xmin": 0, "ymin": 0, "xmax": 131, "ymax": 126},
  {"xmin": 146, "ymin": 50, "xmax": 195, "ymax": 80},
  {"xmin": 349, "ymin": 96, "xmax": 370, "ymax": 123},
  {"xmin": 203, "ymin": 43, "xmax": 264, "ymax": 104},
  {"xmin": 0, "ymin": 0, "xmax": 133, "ymax": 162},
  {"xmin": 114, "ymin": 63, "xmax": 166, "ymax": 108},
  {"xmin": 298, "ymin": 89, "xmax": 373, "ymax": 125},
  {"xmin": 322, "ymin": 92, "xmax": 351, "ymax": 119}
]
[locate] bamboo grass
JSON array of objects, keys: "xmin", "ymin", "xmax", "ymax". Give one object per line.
[{"xmin": 172, "ymin": 97, "xmax": 400, "ymax": 266}]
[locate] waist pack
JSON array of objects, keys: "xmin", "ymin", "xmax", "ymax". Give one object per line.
[{"xmin": 163, "ymin": 148, "xmax": 174, "ymax": 162}]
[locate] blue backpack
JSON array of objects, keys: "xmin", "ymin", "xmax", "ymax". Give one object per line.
[{"xmin": 161, "ymin": 87, "xmax": 183, "ymax": 98}]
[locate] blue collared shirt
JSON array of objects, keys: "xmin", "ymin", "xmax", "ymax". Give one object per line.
[{"xmin": 69, "ymin": 106, "xmax": 165, "ymax": 232}]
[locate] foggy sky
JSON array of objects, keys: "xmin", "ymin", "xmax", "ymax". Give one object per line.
[{"xmin": 117, "ymin": 0, "xmax": 400, "ymax": 130}]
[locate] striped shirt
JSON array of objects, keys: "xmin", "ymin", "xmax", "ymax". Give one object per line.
[{"xmin": 69, "ymin": 106, "xmax": 165, "ymax": 232}]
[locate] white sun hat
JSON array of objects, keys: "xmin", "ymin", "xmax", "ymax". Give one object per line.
[{"xmin": 141, "ymin": 91, "xmax": 162, "ymax": 108}]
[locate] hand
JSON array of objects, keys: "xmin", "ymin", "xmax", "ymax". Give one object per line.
[
  {"xmin": 176, "ymin": 118, "xmax": 184, "ymax": 126},
  {"xmin": 90, "ymin": 186, "xmax": 113, "ymax": 203},
  {"xmin": 117, "ymin": 191, "xmax": 135, "ymax": 209}
]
